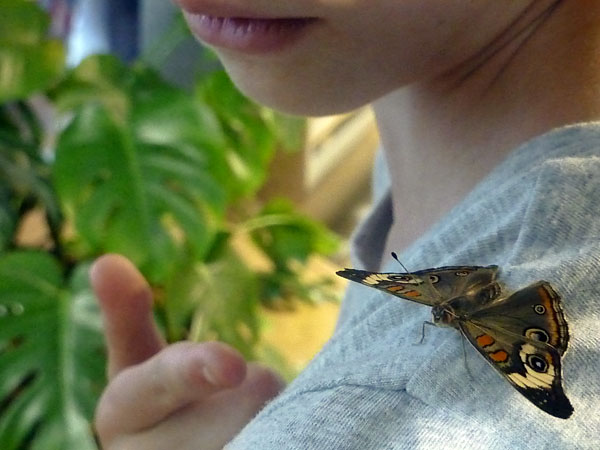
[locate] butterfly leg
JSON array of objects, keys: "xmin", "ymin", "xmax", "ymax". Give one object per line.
[
  {"xmin": 415, "ymin": 321, "xmax": 436, "ymax": 345},
  {"xmin": 461, "ymin": 335, "xmax": 474, "ymax": 380}
]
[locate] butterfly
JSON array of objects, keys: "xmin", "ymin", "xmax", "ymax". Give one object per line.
[{"xmin": 336, "ymin": 260, "xmax": 573, "ymax": 419}]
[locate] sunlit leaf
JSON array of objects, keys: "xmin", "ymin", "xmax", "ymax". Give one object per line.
[
  {"xmin": 176, "ymin": 249, "xmax": 261, "ymax": 358},
  {"xmin": 53, "ymin": 104, "xmax": 225, "ymax": 281},
  {"xmin": 49, "ymin": 55, "xmax": 132, "ymax": 124},
  {"xmin": 0, "ymin": 1, "xmax": 65, "ymax": 102},
  {"xmin": 266, "ymin": 110, "xmax": 306, "ymax": 153},
  {"xmin": 249, "ymin": 198, "xmax": 339, "ymax": 268},
  {"xmin": 196, "ymin": 71, "xmax": 279, "ymax": 198}
]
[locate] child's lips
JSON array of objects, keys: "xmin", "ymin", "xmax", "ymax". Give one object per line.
[{"xmin": 183, "ymin": 13, "xmax": 318, "ymax": 54}]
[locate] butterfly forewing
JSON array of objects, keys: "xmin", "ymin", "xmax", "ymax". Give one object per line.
[
  {"xmin": 412, "ymin": 265, "xmax": 499, "ymax": 301},
  {"xmin": 336, "ymin": 265, "xmax": 499, "ymax": 307},
  {"xmin": 336, "ymin": 268, "xmax": 443, "ymax": 306}
]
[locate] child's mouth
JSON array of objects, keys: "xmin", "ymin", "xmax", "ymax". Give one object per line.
[{"xmin": 184, "ymin": 14, "xmax": 318, "ymax": 54}]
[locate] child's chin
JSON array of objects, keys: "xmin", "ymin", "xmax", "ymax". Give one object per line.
[{"xmin": 224, "ymin": 69, "xmax": 366, "ymax": 117}]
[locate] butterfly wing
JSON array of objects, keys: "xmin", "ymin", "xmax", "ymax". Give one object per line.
[
  {"xmin": 460, "ymin": 282, "xmax": 572, "ymax": 419},
  {"xmin": 470, "ymin": 281, "xmax": 569, "ymax": 355},
  {"xmin": 336, "ymin": 265, "xmax": 499, "ymax": 307},
  {"xmin": 336, "ymin": 268, "xmax": 443, "ymax": 306},
  {"xmin": 413, "ymin": 265, "xmax": 500, "ymax": 301}
]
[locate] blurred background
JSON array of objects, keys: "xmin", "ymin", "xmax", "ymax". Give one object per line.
[{"xmin": 0, "ymin": 1, "xmax": 379, "ymax": 448}]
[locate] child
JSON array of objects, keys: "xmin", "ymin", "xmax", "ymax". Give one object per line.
[{"xmin": 92, "ymin": 0, "xmax": 600, "ymax": 448}]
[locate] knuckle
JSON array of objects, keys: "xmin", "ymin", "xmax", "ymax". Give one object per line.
[
  {"xmin": 148, "ymin": 342, "xmax": 203, "ymax": 406},
  {"xmin": 150, "ymin": 350, "xmax": 185, "ymax": 407}
]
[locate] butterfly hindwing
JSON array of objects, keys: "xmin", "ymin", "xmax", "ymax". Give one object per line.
[
  {"xmin": 460, "ymin": 319, "xmax": 573, "ymax": 419},
  {"xmin": 458, "ymin": 282, "xmax": 572, "ymax": 419},
  {"xmin": 469, "ymin": 281, "xmax": 569, "ymax": 355}
]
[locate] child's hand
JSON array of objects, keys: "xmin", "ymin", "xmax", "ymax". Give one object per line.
[{"xmin": 90, "ymin": 254, "xmax": 284, "ymax": 450}]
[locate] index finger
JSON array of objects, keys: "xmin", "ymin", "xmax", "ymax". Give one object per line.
[{"xmin": 90, "ymin": 253, "xmax": 166, "ymax": 378}]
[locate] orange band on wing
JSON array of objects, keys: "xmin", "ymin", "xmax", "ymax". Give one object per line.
[
  {"xmin": 403, "ymin": 290, "xmax": 422, "ymax": 297},
  {"xmin": 537, "ymin": 285, "xmax": 559, "ymax": 338},
  {"xmin": 538, "ymin": 286, "xmax": 552, "ymax": 310},
  {"xmin": 386, "ymin": 285, "xmax": 406, "ymax": 292},
  {"xmin": 489, "ymin": 350, "xmax": 509, "ymax": 362},
  {"xmin": 476, "ymin": 334, "xmax": 495, "ymax": 348}
]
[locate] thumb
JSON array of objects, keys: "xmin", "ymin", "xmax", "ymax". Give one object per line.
[{"xmin": 90, "ymin": 253, "xmax": 165, "ymax": 379}]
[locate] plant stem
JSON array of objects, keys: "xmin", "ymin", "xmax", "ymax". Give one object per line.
[{"xmin": 237, "ymin": 214, "xmax": 299, "ymax": 234}]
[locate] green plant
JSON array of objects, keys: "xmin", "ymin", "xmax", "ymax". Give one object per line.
[{"xmin": 0, "ymin": 2, "xmax": 339, "ymax": 448}]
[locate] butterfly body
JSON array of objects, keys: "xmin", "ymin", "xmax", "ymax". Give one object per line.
[{"xmin": 336, "ymin": 264, "xmax": 573, "ymax": 419}]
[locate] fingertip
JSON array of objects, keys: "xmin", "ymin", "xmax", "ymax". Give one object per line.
[
  {"xmin": 188, "ymin": 341, "xmax": 247, "ymax": 389},
  {"xmin": 90, "ymin": 253, "xmax": 152, "ymax": 311},
  {"xmin": 90, "ymin": 253, "xmax": 129, "ymax": 285}
]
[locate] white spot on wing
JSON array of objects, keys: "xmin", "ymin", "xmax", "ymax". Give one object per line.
[
  {"xmin": 364, "ymin": 274, "xmax": 393, "ymax": 285},
  {"xmin": 363, "ymin": 274, "xmax": 423, "ymax": 285},
  {"xmin": 508, "ymin": 343, "xmax": 555, "ymax": 390}
]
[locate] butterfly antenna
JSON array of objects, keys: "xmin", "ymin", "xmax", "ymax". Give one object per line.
[{"xmin": 391, "ymin": 252, "xmax": 410, "ymax": 273}]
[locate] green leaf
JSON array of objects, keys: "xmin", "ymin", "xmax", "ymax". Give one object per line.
[
  {"xmin": 248, "ymin": 198, "xmax": 339, "ymax": 268},
  {"xmin": 0, "ymin": 102, "xmax": 44, "ymax": 154},
  {"xmin": 0, "ymin": 146, "xmax": 61, "ymax": 230},
  {"xmin": 0, "ymin": 1, "xmax": 65, "ymax": 102},
  {"xmin": 170, "ymin": 248, "xmax": 261, "ymax": 358},
  {"xmin": 52, "ymin": 56, "xmax": 227, "ymax": 154},
  {"xmin": 53, "ymin": 104, "xmax": 225, "ymax": 281},
  {"xmin": 243, "ymin": 198, "xmax": 339, "ymax": 306},
  {"xmin": 0, "ymin": 103, "xmax": 62, "ymax": 247},
  {"xmin": 0, "ymin": 185, "xmax": 17, "ymax": 250},
  {"xmin": 50, "ymin": 55, "xmax": 132, "ymax": 124},
  {"xmin": 267, "ymin": 111, "xmax": 306, "ymax": 153},
  {"xmin": 196, "ymin": 71, "xmax": 279, "ymax": 198},
  {"xmin": 257, "ymin": 268, "xmax": 339, "ymax": 307},
  {"xmin": 131, "ymin": 67, "xmax": 230, "ymax": 204},
  {"xmin": 0, "ymin": 0, "xmax": 48, "ymax": 44},
  {"xmin": 0, "ymin": 252, "xmax": 105, "ymax": 450}
]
